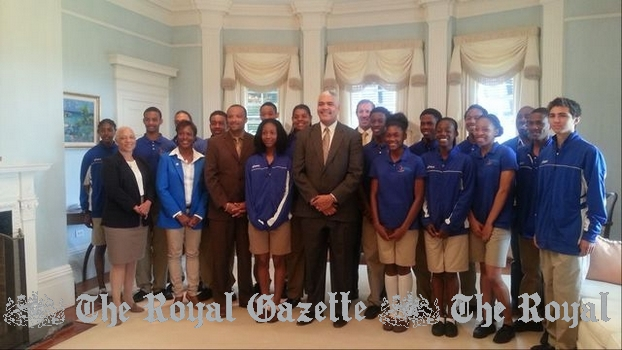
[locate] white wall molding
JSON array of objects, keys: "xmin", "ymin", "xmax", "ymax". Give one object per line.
[
  {"xmin": 108, "ymin": 0, "xmax": 175, "ymax": 26},
  {"xmin": 103, "ymin": 0, "xmax": 542, "ymax": 29},
  {"xmin": 424, "ymin": 0, "xmax": 452, "ymax": 113},
  {"xmin": 109, "ymin": 54, "xmax": 178, "ymax": 79},
  {"xmin": 540, "ymin": 0, "xmax": 563, "ymax": 103},
  {"xmin": 565, "ymin": 13, "xmax": 621, "ymax": 22},
  {"xmin": 109, "ymin": 54, "xmax": 178, "ymax": 135},
  {"xmin": 38, "ymin": 264, "xmax": 75, "ymax": 308},
  {"xmin": 454, "ymin": 0, "xmax": 540, "ymax": 19},
  {"xmin": 63, "ymin": 9, "xmax": 173, "ymax": 47}
]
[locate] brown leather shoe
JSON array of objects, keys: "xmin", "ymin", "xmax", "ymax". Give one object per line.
[
  {"xmin": 173, "ymin": 295, "xmax": 184, "ymax": 304},
  {"xmin": 187, "ymin": 294, "xmax": 200, "ymax": 308},
  {"xmin": 129, "ymin": 303, "xmax": 144, "ymax": 313}
]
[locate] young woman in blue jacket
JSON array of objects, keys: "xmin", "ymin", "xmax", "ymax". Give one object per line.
[
  {"xmin": 156, "ymin": 120, "xmax": 208, "ymax": 306},
  {"xmin": 245, "ymin": 119, "xmax": 293, "ymax": 321},
  {"xmin": 421, "ymin": 117, "xmax": 475, "ymax": 338}
]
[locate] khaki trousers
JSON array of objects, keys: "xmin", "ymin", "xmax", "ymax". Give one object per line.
[{"xmin": 540, "ymin": 249, "xmax": 589, "ymax": 349}]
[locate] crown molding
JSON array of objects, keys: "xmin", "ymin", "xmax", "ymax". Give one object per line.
[
  {"xmin": 107, "ymin": 0, "xmax": 544, "ymax": 29},
  {"xmin": 107, "ymin": 0, "xmax": 174, "ymax": 26},
  {"xmin": 454, "ymin": 0, "xmax": 541, "ymax": 18}
]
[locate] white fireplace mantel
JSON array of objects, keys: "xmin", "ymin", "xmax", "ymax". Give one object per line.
[{"xmin": 0, "ymin": 163, "xmax": 51, "ymax": 314}]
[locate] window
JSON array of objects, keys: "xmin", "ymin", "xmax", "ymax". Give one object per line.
[
  {"xmin": 349, "ymin": 84, "xmax": 397, "ymax": 127},
  {"xmin": 474, "ymin": 78, "xmax": 516, "ymax": 143},
  {"xmin": 244, "ymin": 89, "xmax": 279, "ymax": 135}
]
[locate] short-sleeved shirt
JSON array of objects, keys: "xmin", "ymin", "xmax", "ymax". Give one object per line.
[
  {"xmin": 470, "ymin": 142, "xmax": 518, "ymax": 229},
  {"xmin": 134, "ymin": 134, "xmax": 176, "ymax": 175},
  {"xmin": 457, "ymin": 139, "xmax": 479, "ymax": 155},
  {"xmin": 370, "ymin": 146, "xmax": 426, "ymax": 230},
  {"xmin": 409, "ymin": 139, "xmax": 438, "ymax": 156}
]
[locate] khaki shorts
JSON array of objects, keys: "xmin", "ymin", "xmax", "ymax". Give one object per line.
[
  {"xmin": 91, "ymin": 217, "xmax": 106, "ymax": 246},
  {"xmin": 249, "ymin": 221, "xmax": 291, "ymax": 256},
  {"xmin": 425, "ymin": 233, "xmax": 468, "ymax": 273},
  {"xmin": 470, "ymin": 227, "xmax": 511, "ymax": 268},
  {"xmin": 377, "ymin": 229, "xmax": 418, "ymax": 267}
]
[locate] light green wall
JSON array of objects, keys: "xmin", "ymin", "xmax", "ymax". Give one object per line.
[
  {"xmin": 0, "ymin": 0, "xmax": 66, "ymax": 272},
  {"xmin": 454, "ymin": 6, "xmax": 541, "ymax": 35},
  {"xmin": 327, "ymin": 22, "xmax": 426, "ymax": 44},
  {"xmin": 564, "ymin": 1, "xmax": 622, "ymax": 239},
  {"xmin": 566, "ymin": 0, "xmax": 621, "ymax": 17},
  {"xmin": 223, "ymin": 29, "xmax": 300, "ymax": 47}
]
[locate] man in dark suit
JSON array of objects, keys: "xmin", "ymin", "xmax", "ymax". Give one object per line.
[
  {"xmin": 293, "ymin": 90, "xmax": 363, "ymax": 328},
  {"xmin": 205, "ymin": 104, "xmax": 255, "ymax": 315}
]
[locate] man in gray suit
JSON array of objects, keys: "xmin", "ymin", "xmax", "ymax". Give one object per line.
[{"xmin": 293, "ymin": 90, "xmax": 363, "ymax": 328}]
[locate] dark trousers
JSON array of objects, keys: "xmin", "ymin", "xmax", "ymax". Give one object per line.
[
  {"xmin": 286, "ymin": 215, "xmax": 305, "ymax": 300},
  {"xmin": 302, "ymin": 218, "xmax": 356, "ymax": 317},
  {"xmin": 459, "ymin": 262, "xmax": 477, "ymax": 297},
  {"xmin": 209, "ymin": 217, "xmax": 252, "ymax": 307},
  {"xmin": 351, "ymin": 220, "xmax": 362, "ymax": 297}
]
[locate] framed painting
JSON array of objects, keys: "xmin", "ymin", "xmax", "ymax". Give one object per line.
[{"xmin": 63, "ymin": 92, "xmax": 100, "ymax": 147}]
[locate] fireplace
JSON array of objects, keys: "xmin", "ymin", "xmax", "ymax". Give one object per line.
[
  {"xmin": 0, "ymin": 164, "xmax": 51, "ymax": 347},
  {"xmin": 0, "ymin": 211, "xmax": 28, "ymax": 348}
]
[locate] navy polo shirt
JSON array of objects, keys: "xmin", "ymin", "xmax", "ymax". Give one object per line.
[
  {"xmin": 134, "ymin": 134, "xmax": 176, "ymax": 175},
  {"xmin": 409, "ymin": 139, "xmax": 438, "ymax": 156},
  {"xmin": 457, "ymin": 139, "xmax": 479, "ymax": 155},
  {"xmin": 362, "ymin": 140, "xmax": 388, "ymax": 199},
  {"xmin": 369, "ymin": 146, "xmax": 426, "ymax": 230},
  {"xmin": 471, "ymin": 142, "xmax": 518, "ymax": 229}
]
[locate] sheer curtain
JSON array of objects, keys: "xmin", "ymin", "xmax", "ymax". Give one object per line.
[
  {"xmin": 221, "ymin": 46, "xmax": 302, "ymax": 124},
  {"xmin": 447, "ymin": 27, "xmax": 540, "ymax": 137},
  {"xmin": 323, "ymin": 40, "xmax": 425, "ymax": 143}
]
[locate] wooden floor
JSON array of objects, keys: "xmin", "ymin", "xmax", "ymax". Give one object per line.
[{"xmin": 28, "ymin": 274, "xmax": 108, "ymax": 350}]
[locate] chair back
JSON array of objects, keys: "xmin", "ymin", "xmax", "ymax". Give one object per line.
[{"xmin": 603, "ymin": 191, "xmax": 618, "ymax": 238}]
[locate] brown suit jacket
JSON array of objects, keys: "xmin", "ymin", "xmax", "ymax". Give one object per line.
[
  {"xmin": 292, "ymin": 121, "xmax": 363, "ymax": 222},
  {"xmin": 205, "ymin": 131, "xmax": 255, "ymax": 221}
]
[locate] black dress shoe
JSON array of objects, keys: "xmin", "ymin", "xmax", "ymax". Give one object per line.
[
  {"xmin": 473, "ymin": 322, "xmax": 496, "ymax": 338},
  {"xmin": 364, "ymin": 305, "xmax": 381, "ymax": 319},
  {"xmin": 253, "ymin": 283, "xmax": 261, "ymax": 294},
  {"xmin": 296, "ymin": 317, "xmax": 314, "ymax": 326},
  {"xmin": 132, "ymin": 290, "xmax": 148, "ymax": 303},
  {"xmin": 333, "ymin": 317, "xmax": 348, "ymax": 328},
  {"xmin": 154, "ymin": 288, "xmax": 174, "ymax": 300},
  {"xmin": 349, "ymin": 291, "xmax": 359, "ymax": 301},
  {"xmin": 197, "ymin": 286, "xmax": 213, "ymax": 302},
  {"xmin": 513, "ymin": 319, "xmax": 543, "ymax": 332},
  {"xmin": 285, "ymin": 298, "xmax": 300, "ymax": 307}
]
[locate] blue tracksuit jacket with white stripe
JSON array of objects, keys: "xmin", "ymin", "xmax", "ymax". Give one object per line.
[
  {"xmin": 245, "ymin": 153, "xmax": 293, "ymax": 231},
  {"xmin": 535, "ymin": 132, "xmax": 607, "ymax": 255}
]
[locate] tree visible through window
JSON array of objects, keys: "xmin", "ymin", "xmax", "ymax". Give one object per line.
[
  {"xmin": 244, "ymin": 89, "xmax": 278, "ymax": 135},
  {"xmin": 349, "ymin": 85, "xmax": 397, "ymax": 127},
  {"xmin": 475, "ymin": 78, "xmax": 516, "ymax": 143}
]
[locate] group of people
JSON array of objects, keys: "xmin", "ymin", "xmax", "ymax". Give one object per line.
[{"xmin": 79, "ymin": 92, "xmax": 607, "ymax": 349}]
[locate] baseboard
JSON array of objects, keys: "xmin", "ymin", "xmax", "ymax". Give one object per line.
[{"xmin": 38, "ymin": 264, "xmax": 76, "ymax": 308}]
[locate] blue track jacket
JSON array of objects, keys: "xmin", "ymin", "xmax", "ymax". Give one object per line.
[
  {"xmin": 246, "ymin": 153, "xmax": 293, "ymax": 231},
  {"xmin": 421, "ymin": 148, "xmax": 475, "ymax": 236},
  {"xmin": 535, "ymin": 132, "xmax": 607, "ymax": 255}
]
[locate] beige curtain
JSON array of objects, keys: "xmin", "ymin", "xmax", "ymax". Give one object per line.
[
  {"xmin": 323, "ymin": 40, "xmax": 425, "ymax": 142},
  {"xmin": 447, "ymin": 27, "xmax": 541, "ymax": 138},
  {"xmin": 222, "ymin": 46, "xmax": 302, "ymax": 122}
]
